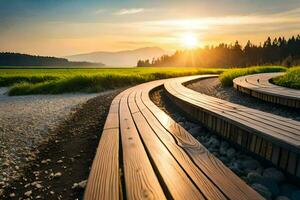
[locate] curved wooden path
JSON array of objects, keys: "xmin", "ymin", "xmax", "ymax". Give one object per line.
[
  {"xmin": 164, "ymin": 75, "xmax": 300, "ymax": 179},
  {"xmin": 233, "ymin": 72, "xmax": 300, "ymax": 108},
  {"xmin": 84, "ymin": 76, "xmax": 263, "ymax": 200}
]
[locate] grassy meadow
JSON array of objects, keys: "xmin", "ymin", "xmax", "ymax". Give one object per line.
[
  {"xmin": 2, "ymin": 66, "xmax": 297, "ymax": 95},
  {"xmin": 273, "ymin": 67, "xmax": 300, "ymax": 89},
  {"xmin": 0, "ymin": 67, "xmax": 225, "ymax": 95}
]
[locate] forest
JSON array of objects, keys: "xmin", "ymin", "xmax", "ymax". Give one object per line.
[
  {"xmin": 137, "ymin": 35, "xmax": 300, "ymax": 68},
  {"xmin": 0, "ymin": 52, "xmax": 103, "ymax": 67}
]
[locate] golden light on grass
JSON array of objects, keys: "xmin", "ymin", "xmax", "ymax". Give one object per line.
[{"xmin": 181, "ymin": 32, "xmax": 198, "ymax": 49}]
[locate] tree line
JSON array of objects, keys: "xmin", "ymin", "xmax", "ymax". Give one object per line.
[
  {"xmin": 137, "ymin": 35, "xmax": 300, "ymax": 68},
  {"xmin": 0, "ymin": 52, "xmax": 103, "ymax": 67}
]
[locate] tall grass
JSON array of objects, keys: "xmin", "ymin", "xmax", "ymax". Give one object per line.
[
  {"xmin": 219, "ymin": 66, "xmax": 286, "ymax": 86},
  {"xmin": 272, "ymin": 67, "xmax": 300, "ymax": 89},
  {"xmin": 1, "ymin": 67, "xmax": 224, "ymax": 95}
]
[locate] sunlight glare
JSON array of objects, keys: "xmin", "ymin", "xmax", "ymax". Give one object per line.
[{"xmin": 181, "ymin": 32, "xmax": 198, "ymax": 49}]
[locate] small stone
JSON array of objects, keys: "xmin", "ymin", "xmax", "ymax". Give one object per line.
[
  {"xmin": 251, "ymin": 183, "xmax": 272, "ymax": 200},
  {"xmin": 24, "ymin": 190, "xmax": 32, "ymax": 197},
  {"xmin": 78, "ymin": 180, "xmax": 87, "ymax": 188},
  {"xmin": 275, "ymin": 196, "xmax": 290, "ymax": 200},
  {"xmin": 207, "ymin": 137, "xmax": 220, "ymax": 148},
  {"xmin": 280, "ymin": 184, "xmax": 298, "ymax": 199},
  {"xmin": 72, "ymin": 180, "xmax": 87, "ymax": 190},
  {"xmin": 50, "ymin": 191, "xmax": 55, "ymax": 195},
  {"xmin": 242, "ymin": 159, "xmax": 260, "ymax": 170},
  {"xmin": 9, "ymin": 193, "xmax": 16, "ymax": 197},
  {"xmin": 257, "ymin": 178, "xmax": 279, "ymax": 197},
  {"xmin": 263, "ymin": 168, "xmax": 285, "ymax": 183},
  {"xmin": 188, "ymin": 127, "xmax": 203, "ymax": 136},
  {"xmin": 247, "ymin": 171, "xmax": 262, "ymax": 183},
  {"xmin": 291, "ymin": 190, "xmax": 300, "ymax": 200},
  {"xmin": 57, "ymin": 160, "xmax": 63, "ymax": 163},
  {"xmin": 185, "ymin": 122, "xmax": 198, "ymax": 130},
  {"xmin": 41, "ymin": 159, "xmax": 51, "ymax": 164},
  {"xmin": 226, "ymin": 148, "xmax": 236, "ymax": 158},
  {"xmin": 54, "ymin": 172, "xmax": 62, "ymax": 178}
]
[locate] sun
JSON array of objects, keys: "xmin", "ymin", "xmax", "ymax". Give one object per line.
[{"xmin": 181, "ymin": 32, "xmax": 198, "ymax": 49}]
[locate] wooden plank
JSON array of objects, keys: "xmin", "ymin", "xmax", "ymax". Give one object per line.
[
  {"xmin": 233, "ymin": 73, "xmax": 300, "ymax": 108},
  {"xmin": 119, "ymin": 91, "xmax": 166, "ymax": 200},
  {"xmin": 133, "ymin": 88, "xmax": 226, "ymax": 200},
  {"xmin": 84, "ymin": 128, "xmax": 120, "ymax": 200},
  {"xmin": 165, "ymin": 77, "xmax": 300, "ymax": 150},
  {"xmin": 140, "ymin": 84, "xmax": 263, "ymax": 200}
]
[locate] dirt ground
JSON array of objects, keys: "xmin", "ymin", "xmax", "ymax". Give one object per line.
[{"xmin": 1, "ymin": 89, "xmax": 123, "ymax": 200}]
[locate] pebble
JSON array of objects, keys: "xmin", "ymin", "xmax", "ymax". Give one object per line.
[
  {"xmin": 72, "ymin": 180, "xmax": 87, "ymax": 190},
  {"xmin": 0, "ymin": 92, "xmax": 97, "ymax": 186},
  {"xmin": 263, "ymin": 168, "xmax": 285, "ymax": 183},
  {"xmin": 54, "ymin": 172, "xmax": 62, "ymax": 178},
  {"xmin": 24, "ymin": 190, "xmax": 32, "ymax": 197},
  {"xmin": 41, "ymin": 159, "xmax": 51, "ymax": 164},
  {"xmin": 206, "ymin": 137, "xmax": 220, "ymax": 148},
  {"xmin": 226, "ymin": 148, "xmax": 236, "ymax": 158},
  {"xmin": 251, "ymin": 183, "xmax": 272, "ymax": 200},
  {"xmin": 247, "ymin": 171, "xmax": 262, "ymax": 183},
  {"xmin": 188, "ymin": 127, "xmax": 203, "ymax": 136},
  {"xmin": 275, "ymin": 196, "xmax": 290, "ymax": 200},
  {"xmin": 9, "ymin": 193, "xmax": 15, "ymax": 197},
  {"xmin": 242, "ymin": 159, "xmax": 260, "ymax": 170},
  {"xmin": 280, "ymin": 184, "xmax": 298, "ymax": 198},
  {"xmin": 185, "ymin": 122, "xmax": 198, "ymax": 130},
  {"xmin": 291, "ymin": 190, "xmax": 300, "ymax": 200}
]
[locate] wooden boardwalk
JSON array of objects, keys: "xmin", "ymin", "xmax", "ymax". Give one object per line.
[
  {"xmin": 164, "ymin": 75, "xmax": 300, "ymax": 180},
  {"xmin": 84, "ymin": 77, "xmax": 263, "ymax": 200},
  {"xmin": 233, "ymin": 72, "xmax": 300, "ymax": 108}
]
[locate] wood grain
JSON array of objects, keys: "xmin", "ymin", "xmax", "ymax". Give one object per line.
[{"xmin": 233, "ymin": 73, "xmax": 300, "ymax": 108}]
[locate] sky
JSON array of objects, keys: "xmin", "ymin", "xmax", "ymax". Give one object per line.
[{"xmin": 1, "ymin": 0, "xmax": 300, "ymax": 56}]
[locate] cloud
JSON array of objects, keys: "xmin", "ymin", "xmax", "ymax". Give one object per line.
[
  {"xmin": 95, "ymin": 9, "xmax": 106, "ymax": 14},
  {"xmin": 114, "ymin": 8, "xmax": 144, "ymax": 15}
]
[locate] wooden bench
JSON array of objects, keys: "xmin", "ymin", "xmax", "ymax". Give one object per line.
[
  {"xmin": 84, "ymin": 77, "xmax": 263, "ymax": 200},
  {"xmin": 233, "ymin": 72, "xmax": 300, "ymax": 108},
  {"xmin": 164, "ymin": 75, "xmax": 300, "ymax": 180}
]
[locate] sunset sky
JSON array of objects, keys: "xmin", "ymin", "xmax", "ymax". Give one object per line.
[{"xmin": 1, "ymin": 0, "xmax": 300, "ymax": 56}]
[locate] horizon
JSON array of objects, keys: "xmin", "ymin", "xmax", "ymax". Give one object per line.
[{"xmin": 1, "ymin": 0, "xmax": 300, "ymax": 57}]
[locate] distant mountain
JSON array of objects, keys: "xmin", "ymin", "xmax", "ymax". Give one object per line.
[
  {"xmin": 65, "ymin": 47, "xmax": 169, "ymax": 67},
  {"xmin": 0, "ymin": 52, "xmax": 104, "ymax": 67}
]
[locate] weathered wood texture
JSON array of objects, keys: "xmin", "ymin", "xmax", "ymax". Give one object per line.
[
  {"xmin": 164, "ymin": 75, "xmax": 300, "ymax": 180},
  {"xmin": 85, "ymin": 76, "xmax": 263, "ymax": 200},
  {"xmin": 233, "ymin": 72, "xmax": 300, "ymax": 108}
]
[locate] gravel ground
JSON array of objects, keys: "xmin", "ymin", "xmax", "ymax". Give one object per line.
[
  {"xmin": 187, "ymin": 77, "xmax": 300, "ymax": 121},
  {"xmin": 0, "ymin": 89, "xmax": 119, "ymax": 198},
  {"xmin": 151, "ymin": 89, "xmax": 300, "ymax": 200},
  {"xmin": 1, "ymin": 88, "xmax": 123, "ymax": 199}
]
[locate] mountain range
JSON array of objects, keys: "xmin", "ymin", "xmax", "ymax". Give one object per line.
[{"xmin": 65, "ymin": 47, "xmax": 169, "ymax": 67}]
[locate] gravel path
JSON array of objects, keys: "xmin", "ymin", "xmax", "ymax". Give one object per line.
[
  {"xmin": 187, "ymin": 78, "xmax": 300, "ymax": 121},
  {"xmin": 0, "ymin": 90, "xmax": 99, "ymax": 190},
  {"xmin": 1, "ymin": 88, "xmax": 123, "ymax": 199}
]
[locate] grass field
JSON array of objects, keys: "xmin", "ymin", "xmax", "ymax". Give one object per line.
[
  {"xmin": 0, "ymin": 67, "xmax": 225, "ymax": 95},
  {"xmin": 273, "ymin": 67, "xmax": 300, "ymax": 89},
  {"xmin": 219, "ymin": 66, "xmax": 287, "ymax": 86}
]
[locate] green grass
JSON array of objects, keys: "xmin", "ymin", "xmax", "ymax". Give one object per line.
[
  {"xmin": 272, "ymin": 67, "xmax": 300, "ymax": 89},
  {"xmin": 219, "ymin": 66, "xmax": 287, "ymax": 87},
  {"xmin": 0, "ymin": 67, "xmax": 225, "ymax": 95}
]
